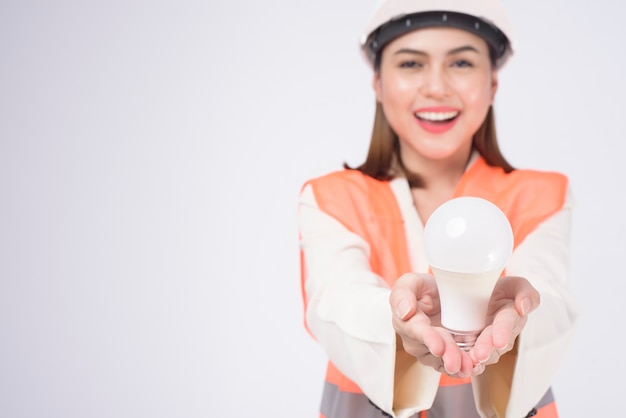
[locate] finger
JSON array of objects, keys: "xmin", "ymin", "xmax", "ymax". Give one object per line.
[
  {"xmin": 390, "ymin": 273, "xmax": 437, "ymax": 320},
  {"xmin": 420, "ymin": 337, "xmax": 472, "ymax": 378},
  {"xmin": 497, "ymin": 276, "xmax": 540, "ymax": 315},
  {"xmin": 471, "ymin": 325, "xmax": 496, "ymax": 364},
  {"xmin": 393, "ymin": 311, "xmax": 446, "ymax": 358},
  {"xmin": 421, "ymin": 325, "xmax": 447, "ymax": 358},
  {"xmin": 444, "ymin": 350, "xmax": 474, "ymax": 377},
  {"xmin": 389, "ymin": 273, "xmax": 421, "ymax": 319},
  {"xmin": 515, "ymin": 292, "xmax": 539, "ymax": 316},
  {"xmin": 460, "ymin": 350, "xmax": 475, "ymax": 377},
  {"xmin": 394, "ymin": 297, "xmax": 416, "ymax": 320},
  {"xmin": 471, "ymin": 362, "xmax": 485, "ymax": 376},
  {"xmin": 435, "ymin": 328, "xmax": 466, "ymax": 375},
  {"xmin": 491, "ymin": 307, "xmax": 518, "ymax": 350},
  {"xmin": 403, "ymin": 316, "xmax": 446, "ymax": 357}
]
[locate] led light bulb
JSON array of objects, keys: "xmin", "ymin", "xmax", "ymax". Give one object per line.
[{"xmin": 423, "ymin": 196, "xmax": 513, "ymax": 350}]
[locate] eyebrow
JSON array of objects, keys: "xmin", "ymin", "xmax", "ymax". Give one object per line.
[{"xmin": 393, "ymin": 45, "xmax": 481, "ymax": 56}]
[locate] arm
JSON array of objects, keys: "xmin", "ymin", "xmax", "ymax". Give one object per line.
[
  {"xmin": 473, "ymin": 190, "xmax": 580, "ymax": 417},
  {"xmin": 299, "ymin": 184, "xmax": 396, "ymax": 411},
  {"xmin": 299, "ymin": 184, "xmax": 440, "ymax": 415}
]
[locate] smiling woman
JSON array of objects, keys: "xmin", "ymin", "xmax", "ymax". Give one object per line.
[
  {"xmin": 373, "ymin": 27, "xmax": 498, "ymax": 181},
  {"xmin": 297, "ymin": 0, "xmax": 579, "ymax": 417}
]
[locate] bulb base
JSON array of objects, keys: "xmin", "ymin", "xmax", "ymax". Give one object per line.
[{"xmin": 448, "ymin": 329, "xmax": 480, "ymax": 351}]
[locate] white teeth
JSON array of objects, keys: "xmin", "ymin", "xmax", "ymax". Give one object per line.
[{"xmin": 415, "ymin": 111, "xmax": 459, "ymax": 121}]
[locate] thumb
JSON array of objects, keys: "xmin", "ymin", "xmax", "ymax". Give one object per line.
[
  {"xmin": 499, "ymin": 276, "xmax": 540, "ymax": 316},
  {"xmin": 395, "ymin": 298, "xmax": 415, "ymax": 320},
  {"xmin": 515, "ymin": 290, "xmax": 540, "ymax": 316},
  {"xmin": 389, "ymin": 273, "xmax": 422, "ymax": 320}
]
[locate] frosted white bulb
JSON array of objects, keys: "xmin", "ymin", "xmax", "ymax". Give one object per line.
[{"xmin": 423, "ymin": 197, "xmax": 513, "ymax": 350}]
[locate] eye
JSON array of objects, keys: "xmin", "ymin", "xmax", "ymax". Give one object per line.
[
  {"xmin": 452, "ymin": 59, "xmax": 473, "ymax": 68},
  {"xmin": 399, "ymin": 60, "xmax": 423, "ymax": 69}
]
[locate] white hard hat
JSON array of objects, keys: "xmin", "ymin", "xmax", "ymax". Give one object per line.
[{"xmin": 361, "ymin": 0, "xmax": 515, "ymax": 68}]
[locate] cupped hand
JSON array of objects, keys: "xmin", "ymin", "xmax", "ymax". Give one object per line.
[
  {"xmin": 389, "ymin": 273, "xmax": 474, "ymax": 378},
  {"xmin": 469, "ymin": 276, "xmax": 540, "ymax": 370}
]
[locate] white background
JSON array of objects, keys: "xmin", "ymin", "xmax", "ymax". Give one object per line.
[{"xmin": 0, "ymin": 0, "xmax": 622, "ymax": 416}]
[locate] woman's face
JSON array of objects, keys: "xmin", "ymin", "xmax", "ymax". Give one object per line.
[{"xmin": 373, "ymin": 27, "xmax": 498, "ymax": 168}]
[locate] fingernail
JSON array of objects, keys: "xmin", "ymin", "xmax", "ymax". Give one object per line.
[
  {"xmin": 521, "ymin": 298, "xmax": 531, "ymax": 315},
  {"xmin": 397, "ymin": 300, "xmax": 411, "ymax": 319},
  {"xmin": 472, "ymin": 363, "xmax": 485, "ymax": 375}
]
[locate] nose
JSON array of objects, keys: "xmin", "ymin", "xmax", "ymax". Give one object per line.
[{"xmin": 419, "ymin": 66, "xmax": 450, "ymax": 99}]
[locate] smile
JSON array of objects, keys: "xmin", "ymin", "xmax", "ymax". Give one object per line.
[
  {"xmin": 414, "ymin": 109, "xmax": 460, "ymax": 134},
  {"xmin": 415, "ymin": 110, "xmax": 459, "ymax": 122}
]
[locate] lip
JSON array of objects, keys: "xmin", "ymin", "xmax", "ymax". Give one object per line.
[
  {"xmin": 414, "ymin": 106, "xmax": 460, "ymax": 134},
  {"xmin": 416, "ymin": 106, "xmax": 460, "ymax": 113}
]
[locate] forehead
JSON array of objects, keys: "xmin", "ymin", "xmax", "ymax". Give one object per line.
[{"xmin": 383, "ymin": 26, "xmax": 490, "ymax": 54}]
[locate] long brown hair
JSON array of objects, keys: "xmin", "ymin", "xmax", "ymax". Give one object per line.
[{"xmin": 346, "ymin": 102, "xmax": 514, "ymax": 188}]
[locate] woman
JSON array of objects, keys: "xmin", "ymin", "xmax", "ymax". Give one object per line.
[{"xmin": 298, "ymin": 1, "xmax": 578, "ymax": 417}]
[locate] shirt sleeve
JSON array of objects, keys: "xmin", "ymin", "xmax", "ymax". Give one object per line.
[
  {"xmin": 298, "ymin": 184, "xmax": 439, "ymax": 416},
  {"xmin": 475, "ymin": 189, "xmax": 580, "ymax": 417}
]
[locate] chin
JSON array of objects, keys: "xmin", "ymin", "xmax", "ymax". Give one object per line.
[{"xmin": 417, "ymin": 146, "xmax": 468, "ymax": 162}]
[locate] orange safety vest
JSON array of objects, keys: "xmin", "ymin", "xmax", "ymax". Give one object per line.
[{"xmin": 301, "ymin": 157, "xmax": 568, "ymax": 418}]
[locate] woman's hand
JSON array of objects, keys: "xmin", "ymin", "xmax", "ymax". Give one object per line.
[
  {"xmin": 389, "ymin": 273, "xmax": 474, "ymax": 378},
  {"xmin": 468, "ymin": 276, "xmax": 540, "ymax": 371}
]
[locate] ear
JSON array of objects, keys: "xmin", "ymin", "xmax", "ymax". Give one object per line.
[
  {"xmin": 490, "ymin": 70, "xmax": 499, "ymax": 104},
  {"xmin": 372, "ymin": 71, "xmax": 382, "ymax": 103}
]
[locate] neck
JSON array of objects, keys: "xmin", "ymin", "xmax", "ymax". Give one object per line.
[{"xmin": 399, "ymin": 148, "xmax": 473, "ymax": 191}]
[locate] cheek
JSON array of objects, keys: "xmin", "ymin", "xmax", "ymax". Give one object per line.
[
  {"xmin": 457, "ymin": 78, "xmax": 494, "ymax": 109},
  {"xmin": 380, "ymin": 75, "xmax": 415, "ymax": 106}
]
